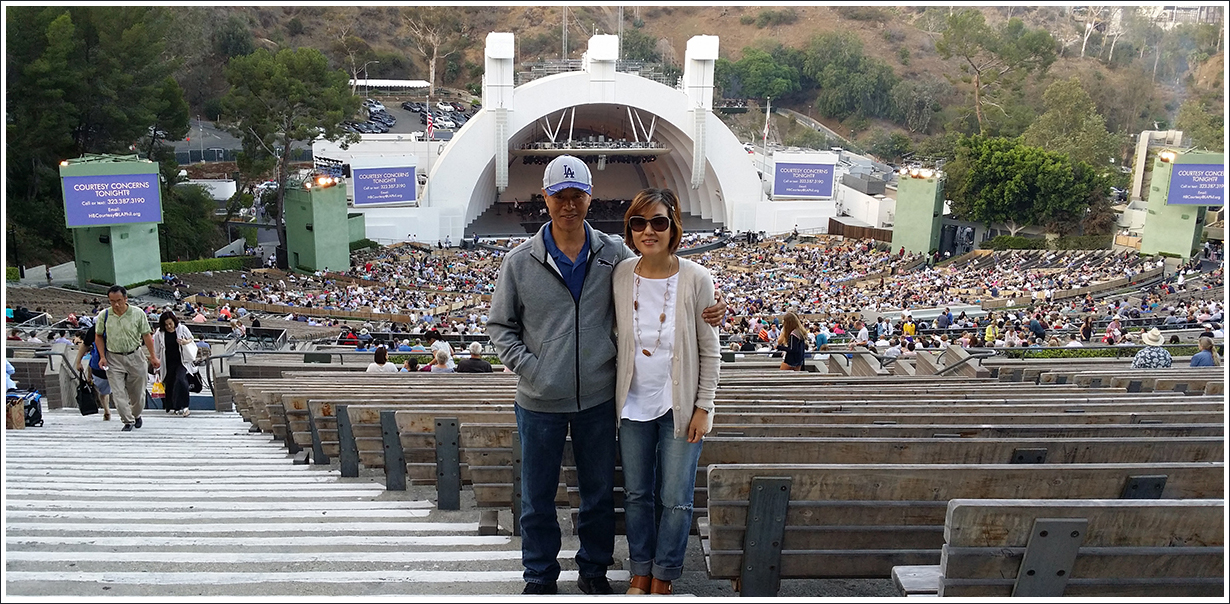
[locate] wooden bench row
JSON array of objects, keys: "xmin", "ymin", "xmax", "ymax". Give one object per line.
[
  {"xmin": 223, "ymin": 368, "xmax": 1226, "ymax": 595},
  {"xmin": 699, "ymin": 463, "xmax": 1224, "ymax": 595},
  {"xmin": 891, "ymin": 499, "xmax": 1224, "ymax": 597}
]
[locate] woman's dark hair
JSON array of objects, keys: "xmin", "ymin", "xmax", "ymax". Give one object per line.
[
  {"xmin": 374, "ymin": 346, "xmax": 388, "ymax": 365},
  {"xmin": 158, "ymin": 311, "xmax": 178, "ymax": 330},
  {"xmin": 426, "ymin": 329, "xmax": 441, "ymax": 342},
  {"xmin": 623, "ymin": 188, "xmax": 684, "ymax": 254},
  {"xmin": 404, "ymin": 357, "xmax": 419, "ymax": 371}
]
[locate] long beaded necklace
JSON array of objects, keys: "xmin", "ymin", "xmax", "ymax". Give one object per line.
[{"xmin": 633, "ymin": 257, "xmax": 674, "ymax": 357}]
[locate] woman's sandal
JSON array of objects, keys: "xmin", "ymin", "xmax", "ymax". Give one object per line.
[
  {"xmin": 650, "ymin": 578, "xmax": 672, "ymax": 595},
  {"xmin": 626, "ymin": 575, "xmax": 651, "ymax": 595}
]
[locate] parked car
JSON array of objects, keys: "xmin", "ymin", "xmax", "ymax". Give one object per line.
[
  {"xmin": 401, "ymin": 101, "xmax": 422, "ymax": 112},
  {"xmin": 420, "ymin": 110, "xmax": 445, "ymax": 125},
  {"xmin": 364, "ymin": 98, "xmax": 385, "ymax": 112},
  {"xmin": 370, "ymin": 111, "xmax": 395, "ymax": 126},
  {"xmin": 435, "ymin": 117, "xmax": 456, "ymax": 129},
  {"xmin": 366, "ymin": 120, "xmax": 389, "ymax": 133}
]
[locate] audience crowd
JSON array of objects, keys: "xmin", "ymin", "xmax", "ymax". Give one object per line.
[{"xmin": 6, "ymin": 233, "xmax": 1223, "ymax": 363}]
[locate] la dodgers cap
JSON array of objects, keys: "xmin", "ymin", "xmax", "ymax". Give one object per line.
[{"xmin": 542, "ymin": 155, "xmax": 592, "ymax": 196}]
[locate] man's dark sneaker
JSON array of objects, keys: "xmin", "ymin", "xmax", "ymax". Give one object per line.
[
  {"xmin": 121, "ymin": 424, "xmax": 133, "ymax": 432},
  {"xmin": 577, "ymin": 575, "xmax": 613, "ymax": 595},
  {"xmin": 522, "ymin": 581, "xmax": 557, "ymax": 595},
  {"xmin": 134, "ymin": 417, "xmax": 143, "ymax": 429}
]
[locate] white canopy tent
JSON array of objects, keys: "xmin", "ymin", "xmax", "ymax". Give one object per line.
[{"xmin": 349, "ymin": 79, "xmax": 431, "ymax": 91}]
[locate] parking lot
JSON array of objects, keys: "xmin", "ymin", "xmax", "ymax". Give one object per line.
[{"xmin": 347, "ymin": 98, "xmax": 476, "ymax": 139}]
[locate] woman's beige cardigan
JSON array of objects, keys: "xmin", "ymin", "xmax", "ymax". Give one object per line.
[{"xmin": 613, "ymin": 256, "xmax": 721, "ymax": 438}]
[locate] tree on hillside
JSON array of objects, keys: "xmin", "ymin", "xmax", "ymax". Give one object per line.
[
  {"xmin": 801, "ymin": 31, "xmax": 898, "ymax": 121},
  {"xmin": 329, "ymin": 21, "xmax": 377, "ymax": 97},
  {"xmin": 1021, "ymin": 78, "xmax": 1120, "ymax": 168},
  {"xmin": 1076, "ymin": 5, "xmax": 1108, "ymax": 59},
  {"xmin": 949, "ymin": 136, "xmax": 1107, "ymax": 236},
  {"xmin": 936, "ymin": 10, "xmax": 1056, "ymax": 135},
  {"xmin": 1176, "ymin": 99, "xmax": 1225, "ymax": 152},
  {"xmin": 213, "ymin": 14, "xmax": 256, "ymax": 60},
  {"xmin": 725, "ymin": 47, "xmax": 801, "ymax": 101},
  {"xmin": 160, "ymin": 178, "xmax": 226, "ymax": 262},
  {"xmin": 220, "ymin": 47, "xmax": 360, "ymax": 256},
  {"xmin": 890, "ymin": 79, "xmax": 951, "ymax": 133},
  {"xmin": 5, "ymin": 6, "xmax": 186, "ymax": 262},
  {"xmin": 139, "ymin": 77, "xmax": 192, "ymax": 160},
  {"xmin": 620, "ymin": 27, "xmax": 660, "ymax": 62},
  {"xmin": 400, "ymin": 7, "xmax": 470, "ymax": 98}
]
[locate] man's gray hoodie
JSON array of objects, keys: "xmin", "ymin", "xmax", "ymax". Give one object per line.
[{"xmin": 487, "ymin": 222, "xmax": 634, "ymax": 413}]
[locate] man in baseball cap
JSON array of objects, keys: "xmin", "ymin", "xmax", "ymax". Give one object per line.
[
  {"xmin": 488, "ymin": 154, "xmax": 725, "ymax": 595},
  {"xmin": 542, "ymin": 154, "xmax": 592, "ymax": 196}
]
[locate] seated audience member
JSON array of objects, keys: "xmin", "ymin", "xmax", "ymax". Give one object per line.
[
  {"xmin": 1189, "ymin": 337, "xmax": 1220, "ymax": 367},
  {"xmin": 456, "ymin": 342, "xmax": 494, "ymax": 373},
  {"xmin": 429, "ymin": 349, "xmax": 454, "ymax": 373},
  {"xmin": 366, "ymin": 346, "xmax": 399, "ymax": 373}
]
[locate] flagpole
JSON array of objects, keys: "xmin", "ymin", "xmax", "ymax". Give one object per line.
[{"xmin": 761, "ymin": 96, "xmax": 771, "ymax": 200}]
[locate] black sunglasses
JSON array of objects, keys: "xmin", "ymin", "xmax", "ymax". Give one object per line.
[{"xmin": 628, "ymin": 216, "xmax": 671, "ymax": 232}]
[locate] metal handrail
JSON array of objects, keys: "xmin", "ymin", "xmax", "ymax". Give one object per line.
[{"xmin": 934, "ymin": 349, "xmax": 1000, "ymax": 377}]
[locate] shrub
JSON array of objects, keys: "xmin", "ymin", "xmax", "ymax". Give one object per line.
[
  {"xmin": 203, "ymin": 98, "xmax": 224, "ymax": 122},
  {"xmin": 980, "ymin": 235, "xmax": 1048, "ymax": 250},
  {"xmin": 836, "ymin": 6, "xmax": 889, "ymax": 22},
  {"xmin": 755, "ymin": 8, "xmax": 798, "ymax": 27},
  {"xmin": 286, "ymin": 17, "xmax": 305, "ymax": 37},
  {"xmin": 1053, "ymin": 234, "xmax": 1112, "ymax": 250},
  {"xmin": 350, "ymin": 238, "xmax": 378, "ymax": 252},
  {"xmin": 999, "ymin": 345, "xmax": 1199, "ymax": 360},
  {"xmin": 740, "ymin": 15, "xmax": 755, "ymax": 25},
  {"xmin": 6, "ymin": 267, "xmax": 19, "ymax": 282},
  {"xmin": 162, "ymin": 256, "xmax": 260, "ymax": 274}
]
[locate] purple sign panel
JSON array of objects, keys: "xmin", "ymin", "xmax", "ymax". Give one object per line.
[
  {"xmin": 353, "ymin": 167, "xmax": 417, "ymax": 206},
  {"xmin": 62, "ymin": 173, "xmax": 162, "ymax": 227},
  {"xmin": 773, "ymin": 162, "xmax": 834, "ymax": 198},
  {"xmin": 1167, "ymin": 164, "xmax": 1224, "ymax": 206}
]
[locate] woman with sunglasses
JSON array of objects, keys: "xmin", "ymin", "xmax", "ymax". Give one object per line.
[{"xmin": 612, "ymin": 188, "xmax": 720, "ymax": 595}]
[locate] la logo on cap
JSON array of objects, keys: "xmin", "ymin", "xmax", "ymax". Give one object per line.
[{"xmin": 563, "ymin": 165, "xmax": 575, "ymax": 179}]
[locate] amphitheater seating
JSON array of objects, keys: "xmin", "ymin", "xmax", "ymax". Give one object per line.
[
  {"xmin": 700, "ymin": 463, "xmax": 1224, "ymax": 596},
  {"xmin": 893, "ymin": 499, "xmax": 1224, "ymax": 597},
  {"xmin": 222, "ymin": 358, "xmax": 1224, "ymax": 595}
]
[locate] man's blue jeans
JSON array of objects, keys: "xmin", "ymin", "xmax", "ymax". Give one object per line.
[
  {"xmin": 515, "ymin": 400, "xmax": 616, "ymax": 585},
  {"xmin": 618, "ymin": 411, "xmax": 703, "ymax": 581}
]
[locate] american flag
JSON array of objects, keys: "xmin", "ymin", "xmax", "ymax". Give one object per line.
[{"xmin": 426, "ymin": 111, "xmax": 434, "ymax": 140}]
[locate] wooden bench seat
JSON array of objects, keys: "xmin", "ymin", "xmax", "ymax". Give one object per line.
[
  {"xmin": 893, "ymin": 498, "xmax": 1224, "ymax": 597},
  {"xmin": 700, "ymin": 462, "xmax": 1224, "ymax": 595},
  {"xmin": 1040, "ymin": 367, "xmax": 1223, "ymax": 390}
]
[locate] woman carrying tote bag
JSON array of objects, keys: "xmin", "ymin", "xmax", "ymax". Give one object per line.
[{"xmin": 153, "ymin": 311, "xmax": 198, "ymax": 416}]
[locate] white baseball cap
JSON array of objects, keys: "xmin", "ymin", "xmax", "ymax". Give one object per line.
[{"xmin": 542, "ymin": 155, "xmax": 592, "ymax": 196}]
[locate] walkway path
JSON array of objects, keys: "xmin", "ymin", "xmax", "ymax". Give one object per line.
[
  {"xmin": 4, "ymin": 410, "xmax": 563, "ymax": 597},
  {"xmin": 4, "ymin": 409, "xmax": 894, "ymax": 597}
]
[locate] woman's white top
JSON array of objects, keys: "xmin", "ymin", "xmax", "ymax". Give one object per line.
[
  {"xmin": 153, "ymin": 323, "xmax": 197, "ymax": 381},
  {"xmin": 366, "ymin": 362, "xmax": 399, "ymax": 373},
  {"xmin": 431, "ymin": 340, "xmax": 456, "ymax": 369},
  {"xmin": 623, "ymin": 274, "xmax": 678, "ymax": 422}
]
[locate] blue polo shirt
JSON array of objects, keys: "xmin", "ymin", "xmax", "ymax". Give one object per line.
[{"xmin": 543, "ymin": 222, "xmax": 591, "ymax": 302}]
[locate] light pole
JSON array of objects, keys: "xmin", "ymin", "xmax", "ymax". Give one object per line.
[{"xmin": 361, "ymin": 60, "xmax": 380, "ymax": 98}]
